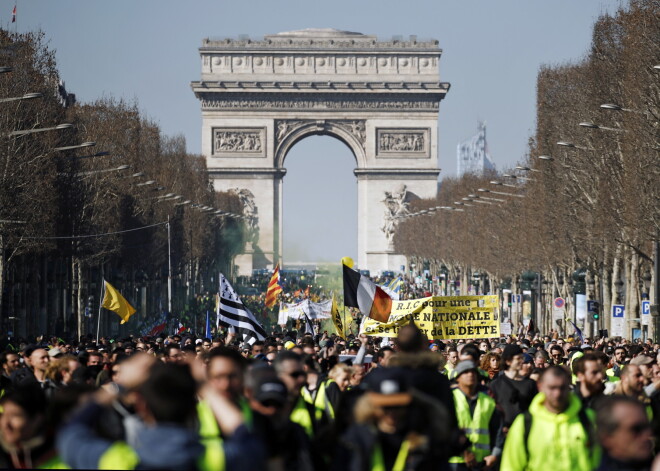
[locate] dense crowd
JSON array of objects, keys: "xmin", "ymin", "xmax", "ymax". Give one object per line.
[{"xmin": 1, "ymin": 327, "xmax": 660, "ymax": 470}]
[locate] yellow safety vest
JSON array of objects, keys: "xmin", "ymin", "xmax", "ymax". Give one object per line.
[
  {"xmin": 371, "ymin": 438, "xmax": 410, "ymax": 471},
  {"xmin": 290, "ymin": 394, "xmax": 324, "ymax": 438},
  {"xmin": 37, "ymin": 455, "xmax": 70, "ymax": 469},
  {"xmin": 197, "ymin": 397, "xmax": 253, "ymax": 439},
  {"xmin": 97, "ymin": 439, "xmax": 225, "ymax": 471},
  {"xmin": 606, "ymin": 368, "xmax": 621, "ymax": 382},
  {"xmin": 449, "ymin": 389, "xmax": 496, "ymax": 463},
  {"xmin": 308, "ymin": 379, "xmax": 336, "ymax": 419}
]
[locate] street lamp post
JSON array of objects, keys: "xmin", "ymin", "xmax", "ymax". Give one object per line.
[
  {"xmin": 9, "ymin": 123, "xmax": 73, "ymax": 137},
  {"xmin": 477, "ymin": 188, "xmax": 525, "ymax": 198},
  {"xmin": 0, "ymin": 92, "xmax": 43, "ymax": 104}
]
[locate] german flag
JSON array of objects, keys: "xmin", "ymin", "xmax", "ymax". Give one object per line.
[{"xmin": 265, "ymin": 264, "xmax": 283, "ymax": 308}]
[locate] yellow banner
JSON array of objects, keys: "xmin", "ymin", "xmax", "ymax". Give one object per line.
[
  {"xmin": 361, "ymin": 295, "xmax": 499, "ymax": 340},
  {"xmin": 331, "ymin": 294, "xmax": 345, "ymax": 339}
]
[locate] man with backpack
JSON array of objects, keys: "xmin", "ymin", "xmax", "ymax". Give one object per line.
[{"xmin": 501, "ymin": 366, "xmax": 600, "ymax": 471}]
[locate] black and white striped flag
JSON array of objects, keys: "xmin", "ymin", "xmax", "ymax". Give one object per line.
[
  {"xmin": 217, "ymin": 274, "xmax": 266, "ymax": 345},
  {"xmin": 303, "ymin": 311, "xmax": 315, "ymax": 336}
]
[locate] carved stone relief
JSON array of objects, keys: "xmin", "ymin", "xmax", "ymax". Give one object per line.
[
  {"xmin": 381, "ymin": 184, "xmax": 410, "ymax": 249},
  {"xmin": 376, "ymin": 128, "xmax": 430, "ymax": 158},
  {"xmin": 212, "ymin": 128, "xmax": 265, "ymax": 157},
  {"xmin": 201, "ymin": 95, "xmax": 439, "ymax": 112},
  {"xmin": 230, "ymin": 188, "xmax": 259, "ymax": 246},
  {"xmin": 274, "ymin": 119, "xmax": 366, "ymax": 150}
]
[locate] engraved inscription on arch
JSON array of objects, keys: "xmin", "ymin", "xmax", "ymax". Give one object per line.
[
  {"xmin": 212, "ymin": 127, "xmax": 266, "ymax": 157},
  {"xmin": 376, "ymin": 128, "xmax": 430, "ymax": 158}
]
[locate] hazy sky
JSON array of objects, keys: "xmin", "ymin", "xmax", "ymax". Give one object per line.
[{"xmin": 10, "ymin": 0, "xmax": 623, "ymax": 263}]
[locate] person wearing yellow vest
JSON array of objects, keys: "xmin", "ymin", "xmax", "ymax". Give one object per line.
[
  {"xmin": 572, "ymin": 353, "xmax": 606, "ymax": 409},
  {"xmin": 244, "ymin": 366, "xmax": 319, "ymax": 470},
  {"xmin": 443, "ymin": 347, "xmax": 459, "ymax": 377},
  {"xmin": 57, "ymin": 353, "xmax": 265, "ymax": 470},
  {"xmin": 198, "ymin": 347, "xmax": 253, "ymax": 442},
  {"xmin": 334, "ymin": 366, "xmax": 453, "ymax": 470},
  {"xmin": 611, "ymin": 364, "xmax": 660, "ymax": 426},
  {"xmin": 308, "ymin": 363, "xmax": 351, "ymax": 420},
  {"xmin": 274, "ymin": 351, "xmax": 329, "ymax": 437},
  {"xmin": 606, "ymin": 346, "xmax": 626, "ymax": 381},
  {"xmin": 449, "ymin": 360, "xmax": 503, "ymax": 470},
  {"xmin": 501, "ymin": 366, "xmax": 600, "ymax": 471}
]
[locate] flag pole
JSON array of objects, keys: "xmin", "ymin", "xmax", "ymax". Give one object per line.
[
  {"xmin": 96, "ymin": 265, "xmax": 105, "ymax": 344},
  {"xmin": 167, "ymin": 215, "xmax": 172, "ymax": 317}
]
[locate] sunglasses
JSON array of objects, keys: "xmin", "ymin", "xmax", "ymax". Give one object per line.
[
  {"xmin": 288, "ymin": 371, "xmax": 306, "ymax": 378},
  {"xmin": 261, "ymin": 399, "xmax": 284, "ymax": 408},
  {"xmin": 625, "ymin": 422, "xmax": 651, "ymax": 436}
]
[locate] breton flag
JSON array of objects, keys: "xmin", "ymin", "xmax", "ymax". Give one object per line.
[
  {"xmin": 11, "ymin": 5, "xmax": 16, "ymax": 23},
  {"xmin": 265, "ymin": 263, "xmax": 283, "ymax": 308},
  {"xmin": 343, "ymin": 264, "xmax": 392, "ymax": 323},
  {"xmin": 217, "ymin": 274, "xmax": 266, "ymax": 345},
  {"xmin": 102, "ymin": 280, "xmax": 136, "ymax": 324}
]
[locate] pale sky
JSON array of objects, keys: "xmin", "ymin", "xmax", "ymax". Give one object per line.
[{"xmin": 10, "ymin": 0, "xmax": 623, "ymax": 263}]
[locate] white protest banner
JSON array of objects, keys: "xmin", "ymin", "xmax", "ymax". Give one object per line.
[
  {"xmin": 278, "ymin": 299, "xmax": 308, "ymax": 324},
  {"xmin": 307, "ymin": 299, "xmax": 332, "ymax": 319}
]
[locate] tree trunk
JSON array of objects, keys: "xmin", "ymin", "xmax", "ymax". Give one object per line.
[
  {"xmin": 0, "ymin": 234, "xmax": 4, "ymax": 332},
  {"xmin": 627, "ymin": 252, "xmax": 640, "ymax": 339}
]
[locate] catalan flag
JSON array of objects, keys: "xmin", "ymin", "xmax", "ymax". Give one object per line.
[{"xmin": 265, "ymin": 263, "xmax": 283, "ymax": 308}]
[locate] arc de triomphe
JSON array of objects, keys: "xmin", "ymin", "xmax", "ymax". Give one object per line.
[{"xmin": 191, "ymin": 29, "xmax": 449, "ymax": 276}]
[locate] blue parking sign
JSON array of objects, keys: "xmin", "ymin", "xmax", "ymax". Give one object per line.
[
  {"xmin": 642, "ymin": 301, "xmax": 651, "ymax": 316},
  {"xmin": 612, "ymin": 305, "xmax": 625, "ymax": 318}
]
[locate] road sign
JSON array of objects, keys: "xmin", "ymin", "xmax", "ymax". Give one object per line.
[
  {"xmin": 642, "ymin": 300, "xmax": 651, "ymax": 326},
  {"xmin": 552, "ymin": 297, "xmax": 565, "ymax": 321},
  {"xmin": 611, "ymin": 304, "xmax": 625, "ymax": 336}
]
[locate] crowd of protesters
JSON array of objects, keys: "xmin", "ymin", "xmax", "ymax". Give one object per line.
[{"xmin": 2, "ymin": 326, "xmax": 660, "ymax": 470}]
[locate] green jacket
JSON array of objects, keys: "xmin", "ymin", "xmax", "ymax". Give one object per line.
[{"xmin": 501, "ymin": 392, "xmax": 600, "ymax": 471}]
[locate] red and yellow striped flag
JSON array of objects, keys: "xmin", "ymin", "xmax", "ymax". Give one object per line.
[{"xmin": 265, "ymin": 264, "xmax": 283, "ymax": 308}]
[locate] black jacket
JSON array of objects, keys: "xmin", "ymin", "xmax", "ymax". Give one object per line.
[{"xmin": 488, "ymin": 373, "xmax": 537, "ymax": 427}]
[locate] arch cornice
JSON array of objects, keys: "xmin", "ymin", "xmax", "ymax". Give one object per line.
[{"xmin": 274, "ymin": 119, "xmax": 367, "ymax": 169}]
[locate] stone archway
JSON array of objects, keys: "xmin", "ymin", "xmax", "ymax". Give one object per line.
[{"xmin": 191, "ymin": 29, "xmax": 450, "ymax": 275}]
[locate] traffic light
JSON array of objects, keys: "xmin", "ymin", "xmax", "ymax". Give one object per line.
[{"xmin": 592, "ymin": 312, "xmax": 600, "ymax": 321}]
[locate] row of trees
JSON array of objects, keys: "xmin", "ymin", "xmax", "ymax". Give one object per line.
[
  {"xmin": 395, "ymin": 0, "xmax": 659, "ymax": 338},
  {"xmin": 1, "ymin": 30, "xmax": 248, "ymax": 339}
]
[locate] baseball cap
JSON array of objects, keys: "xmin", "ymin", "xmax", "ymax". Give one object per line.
[
  {"xmin": 22, "ymin": 344, "xmax": 41, "ymax": 358},
  {"xmin": 364, "ymin": 367, "xmax": 412, "ymax": 407},
  {"xmin": 630, "ymin": 355, "xmax": 653, "ymax": 366},
  {"xmin": 254, "ymin": 376, "xmax": 288, "ymax": 406},
  {"xmin": 453, "ymin": 360, "xmax": 479, "ymax": 378},
  {"xmin": 48, "ymin": 347, "xmax": 62, "ymax": 358},
  {"xmin": 284, "ymin": 341, "xmax": 296, "ymax": 350}
]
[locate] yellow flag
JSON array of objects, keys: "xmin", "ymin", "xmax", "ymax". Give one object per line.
[
  {"xmin": 102, "ymin": 280, "xmax": 136, "ymax": 324},
  {"xmin": 331, "ymin": 294, "xmax": 345, "ymax": 339}
]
